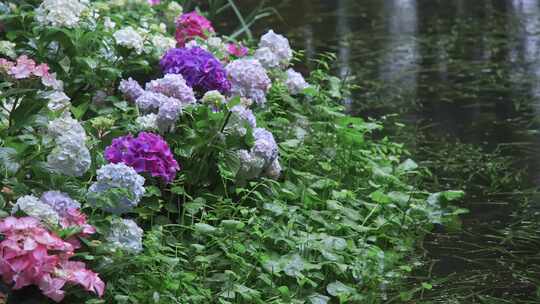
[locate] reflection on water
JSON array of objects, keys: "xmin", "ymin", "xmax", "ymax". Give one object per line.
[{"xmin": 241, "ymin": 0, "xmax": 540, "ymax": 301}]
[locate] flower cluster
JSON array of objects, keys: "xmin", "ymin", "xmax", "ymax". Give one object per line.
[
  {"xmin": 35, "ymin": 0, "xmax": 88, "ymax": 28},
  {"xmin": 160, "ymin": 47, "xmax": 231, "ymax": 94},
  {"xmin": 226, "ymin": 59, "xmax": 271, "ymax": 106},
  {"xmin": 237, "ymin": 128, "xmax": 281, "ymax": 180},
  {"xmin": 286, "ymin": 68, "xmax": 310, "ymax": 95},
  {"xmin": 106, "ymin": 218, "xmax": 143, "ymax": 253},
  {"xmin": 47, "ymin": 113, "xmax": 91, "ymax": 177},
  {"xmin": 0, "ymin": 216, "xmax": 104, "ymax": 302},
  {"xmin": 105, "ymin": 132, "xmax": 180, "ymax": 183},
  {"xmin": 114, "ymin": 26, "xmax": 145, "ymax": 54},
  {"xmin": 175, "ymin": 11, "xmax": 214, "ymax": 47},
  {"xmin": 88, "ymin": 163, "xmax": 146, "ymax": 214},
  {"xmin": 0, "ymin": 55, "xmax": 63, "ymax": 90},
  {"xmin": 254, "ymin": 30, "xmax": 293, "ymax": 69},
  {"xmin": 227, "ymin": 42, "xmax": 249, "ymax": 58},
  {"xmin": 119, "ymin": 77, "xmax": 145, "ymax": 101},
  {"xmin": 226, "ymin": 104, "xmax": 257, "ymax": 137},
  {"xmin": 145, "ymin": 73, "xmax": 196, "ymax": 104}
]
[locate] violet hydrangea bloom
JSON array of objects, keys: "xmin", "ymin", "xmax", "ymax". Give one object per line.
[
  {"xmin": 105, "ymin": 132, "xmax": 180, "ymax": 183},
  {"xmin": 226, "ymin": 59, "xmax": 271, "ymax": 106},
  {"xmin": 40, "ymin": 191, "xmax": 81, "ymax": 217},
  {"xmin": 119, "ymin": 77, "xmax": 144, "ymax": 102},
  {"xmin": 236, "ymin": 127, "xmax": 281, "ymax": 181},
  {"xmin": 145, "ymin": 74, "xmax": 196, "ymax": 105},
  {"xmin": 160, "ymin": 47, "xmax": 231, "ymax": 95},
  {"xmin": 175, "ymin": 11, "xmax": 214, "ymax": 47}
]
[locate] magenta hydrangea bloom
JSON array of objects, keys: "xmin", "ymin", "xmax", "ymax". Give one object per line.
[
  {"xmin": 104, "ymin": 132, "xmax": 180, "ymax": 183},
  {"xmin": 175, "ymin": 11, "xmax": 214, "ymax": 47},
  {"xmin": 160, "ymin": 47, "xmax": 231, "ymax": 95}
]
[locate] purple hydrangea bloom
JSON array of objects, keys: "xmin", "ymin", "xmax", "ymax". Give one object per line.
[
  {"xmin": 225, "ymin": 59, "xmax": 271, "ymax": 106},
  {"xmin": 40, "ymin": 191, "xmax": 81, "ymax": 217},
  {"xmin": 160, "ymin": 47, "xmax": 231, "ymax": 95},
  {"xmin": 104, "ymin": 132, "xmax": 180, "ymax": 183},
  {"xmin": 145, "ymin": 74, "xmax": 196, "ymax": 105},
  {"xmin": 119, "ymin": 77, "xmax": 144, "ymax": 102}
]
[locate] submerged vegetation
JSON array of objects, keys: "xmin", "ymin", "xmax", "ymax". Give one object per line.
[{"xmin": 0, "ymin": 1, "xmax": 465, "ymax": 303}]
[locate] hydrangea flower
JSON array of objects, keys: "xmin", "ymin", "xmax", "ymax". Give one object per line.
[
  {"xmin": 286, "ymin": 69, "xmax": 310, "ymax": 95},
  {"xmin": 202, "ymin": 90, "xmax": 226, "ymax": 110},
  {"xmin": 236, "ymin": 127, "xmax": 280, "ymax": 181},
  {"xmin": 226, "ymin": 59, "xmax": 271, "ymax": 106},
  {"xmin": 257, "ymin": 30, "xmax": 293, "ymax": 68},
  {"xmin": 0, "ymin": 40, "xmax": 16, "ymax": 58},
  {"xmin": 114, "ymin": 26, "xmax": 144, "ymax": 54},
  {"xmin": 227, "ymin": 43, "xmax": 249, "ymax": 57},
  {"xmin": 105, "ymin": 132, "xmax": 180, "ymax": 183},
  {"xmin": 251, "ymin": 128, "xmax": 279, "ymax": 163},
  {"xmin": 226, "ymin": 105, "xmax": 257, "ymax": 137},
  {"xmin": 151, "ymin": 34, "xmax": 176, "ymax": 56},
  {"xmin": 145, "ymin": 74, "xmax": 196, "ymax": 105},
  {"xmin": 160, "ymin": 47, "xmax": 231, "ymax": 94},
  {"xmin": 106, "ymin": 218, "xmax": 143, "ymax": 253},
  {"xmin": 135, "ymin": 113, "xmax": 158, "ymax": 131},
  {"xmin": 157, "ymin": 97, "xmax": 182, "ymax": 132},
  {"xmin": 2, "ymin": 55, "xmax": 63, "ymax": 89},
  {"xmin": 175, "ymin": 11, "xmax": 214, "ymax": 47},
  {"xmin": 119, "ymin": 77, "xmax": 144, "ymax": 102},
  {"xmin": 135, "ymin": 91, "xmax": 170, "ymax": 112},
  {"xmin": 44, "ymin": 91, "xmax": 71, "ymax": 112},
  {"xmin": 40, "ymin": 191, "xmax": 81, "ymax": 216},
  {"xmin": 12, "ymin": 195, "xmax": 60, "ymax": 225},
  {"xmin": 254, "ymin": 47, "xmax": 280, "ymax": 70},
  {"xmin": 0, "ymin": 216, "xmax": 104, "ymax": 302},
  {"xmin": 35, "ymin": 0, "xmax": 88, "ymax": 28},
  {"xmin": 47, "ymin": 114, "xmax": 91, "ymax": 177},
  {"xmin": 87, "ymin": 163, "xmax": 146, "ymax": 214}
]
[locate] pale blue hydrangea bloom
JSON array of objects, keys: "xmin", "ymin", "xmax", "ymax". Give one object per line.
[
  {"xmin": 12, "ymin": 195, "xmax": 60, "ymax": 225},
  {"xmin": 87, "ymin": 163, "xmax": 146, "ymax": 214},
  {"xmin": 257, "ymin": 30, "xmax": 293, "ymax": 68},
  {"xmin": 286, "ymin": 69, "xmax": 310, "ymax": 95},
  {"xmin": 236, "ymin": 127, "xmax": 281, "ymax": 180},
  {"xmin": 226, "ymin": 105, "xmax": 257, "ymax": 137},
  {"xmin": 254, "ymin": 47, "xmax": 280, "ymax": 70},
  {"xmin": 47, "ymin": 113, "xmax": 91, "ymax": 177},
  {"xmin": 106, "ymin": 218, "xmax": 144, "ymax": 253},
  {"xmin": 135, "ymin": 91, "xmax": 170, "ymax": 113},
  {"xmin": 226, "ymin": 59, "xmax": 271, "ymax": 106}
]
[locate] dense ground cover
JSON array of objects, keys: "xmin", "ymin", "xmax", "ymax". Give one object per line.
[{"xmin": 0, "ymin": 1, "xmax": 462, "ymax": 303}]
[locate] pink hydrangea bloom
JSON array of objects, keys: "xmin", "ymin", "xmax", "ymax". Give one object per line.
[
  {"xmin": 9, "ymin": 55, "xmax": 36, "ymax": 79},
  {"xmin": 33, "ymin": 63, "xmax": 50, "ymax": 78},
  {"xmin": 175, "ymin": 11, "xmax": 214, "ymax": 47},
  {"xmin": 0, "ymin": 58, "xmax": 14, "ymax": 72},
  {"xmin": 0, "ymin": 216, "xmax": 104, "ymax": 302},
  {"xmin": 147, "ymin": 0, "xmax": 160, "ymax": 5},
  {"xmin": 227, "ymin": 43, "xmax": 248, "ymax": 57}
]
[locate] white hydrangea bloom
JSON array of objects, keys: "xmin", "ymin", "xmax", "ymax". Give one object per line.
[
  {"xmin": 135, "ymin": 113, "xmax": 158, "ymax": 131},
  {"xmin": 103, "ymin": 17, "xmax": 116, "ymax": 30},
  {"xmin": 151, "ymin": 34, "xmax": 176, "ymax": 56},
  {"xmin": 35, "ymin": 0, "xmax": 88, "ymax": 28},
  {"xmin": 286, "ymin": 69, "xmax": 310, "ymax": 95},
  {"xmin": 0, "ymin": 40, "xmax": 16, "ymax": 58},
  {"xmin": 254, "ymin": 47, "xmax": 280, "ymax": 70},
  {"xmin": 258, "ymin": 30, "xmax": 293, "ymax": 68},
  {"xmin": 114, "ymin": 26, "xmax": 144, "ymax": 54},
  {"xmin": 87, "ymin": 163, "xmax": 145, "ymax": 214},
  {"xmin": 106, "ymin": 218, "xmax": 143, "ymax": 253},
  {"xmin": 12, "ymin": 195, "xmax": 60, "ymax": 225},
  {"xmin": 185, "ymin": 40, "xmax": 201, "ymax": 49},
  {"xmin": 264, "ymin": 159, "xmax": 282, "ymax": 179},
  {"xmin": 236, "ymin": 149, "xmax": 266, "ymax": 181},
  {"xmin": 47, "ymin": 113, "xmax": 91, "ymax": 177},
  {"xmin": 44, "ymin": 91, "xmax": 71, "ymax": 112},
  {"xmin": 226, "ymin": 105, "xmax": 257, "ymax": 137},
  {"xmin": 226, "ymin": 59, "xmax": 271, "ymax": 106}
]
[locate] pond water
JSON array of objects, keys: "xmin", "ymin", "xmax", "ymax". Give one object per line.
[{"xmin": 237, "ymin": 0, "xmax": 540, "ymax": 302}]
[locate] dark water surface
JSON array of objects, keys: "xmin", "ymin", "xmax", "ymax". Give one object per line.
[{"xmin": 237, "ymin": 0, "xmax": 540, "ymax": 302}]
